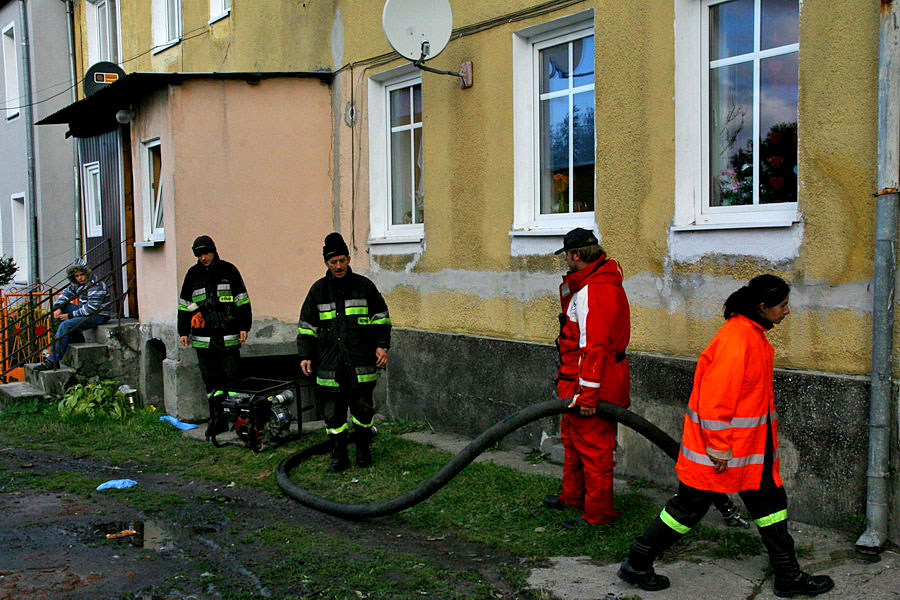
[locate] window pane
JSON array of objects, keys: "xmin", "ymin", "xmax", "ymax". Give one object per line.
[
  {"xmin": 572, "ymin": 92, "xmax": 594, "ymax": 212},
  {"xmin": 167, "ymin": 0, "xmax": 178, "ymax": 39},
  {"xmin": 709, "ymin": 61, "xmax": 753, "ymax": 207},
  {"xmin": 761, "ymin": 0, "xmax": 798, "ymax": 50},
  {"xmin": 390, "ymin": 130, "xmax": 412, "ymax": 225},
  {"xmin": 759, "ymin": 52, "xmax": 797, "ymax": 204},
  {"xmin": 412, "ymin": 84, "xmax": 422, "ymax": 124},
  {"xmin": 540, "ymin": 42, "xmax": 569, "ymax": 94},
  {"xmin": 108, "ymin": 0, "xmax": 119, "ymax": 61},
  {"xmin": 413, "ymin": 127, "xmax": 424, "ymax": 224},
  {"xmin": 91, "ymin": 171, "xmax": 102, "ymax": 229},
  {"xmin": 539, "ymin": 96, "xmax": 570, "ymax": 214},
  {"xmin": 98, "ymin": 2, "xmax": 109, "ymax": 61},
  {"xmin": 709, "ymin": 0, "xmax": 753, "ymax": 60},
  {"xmin": 390, "ymin": 87, "xmax": 410, "ymax": 127},
  {"xmin": 572, "ymin": 36, "xmax": 594, "ymax": 89}
]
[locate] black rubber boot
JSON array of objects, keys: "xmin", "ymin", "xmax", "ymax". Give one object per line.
[
  {"xmin": 762, "ymin": 521, "xmax": 835, "ymax": 598},
  {"xmin": 617, "ymin": 557, "xmax": 670, "ymax": 592},
  {"xmin": 354, "ymin": 426, "xmax": 373, "ymax": 468},
  {"xmin": 327, "ymin": 432, "xmax": 350, "ymax": 473}
]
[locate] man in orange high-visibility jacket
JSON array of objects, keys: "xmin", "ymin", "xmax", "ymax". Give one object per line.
[
  {"xmin": 542, "ymin": 228, "xmax": 631, "ymax": 529},
  {"xmin": 618, "ymin": 275, "xmax": 833, "ymax": 598}
]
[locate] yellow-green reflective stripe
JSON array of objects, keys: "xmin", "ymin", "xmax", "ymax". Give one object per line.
[
  {"xmin": 178, "ymin": 304, "xmax": 191, "ymax": 311},
  {"xmin": 660, "ymin": 509, "xmax": 691, "ymax": 534},
  {"xmin": 369, "ymin": 317, "xmax": 391, "ymax": 325},
  {"xmin": 357, "ymin": 372, "xmax": 379, "ymax": 383},
  {"xmin": 319, "ymin": 310, "xmax": 337, "ymax": 320},
  {"xmin": 192, "ymin": 340, "xmax": 210, "ymax": 348},
  {"xmin": 754, "ymin": 510, "xmax": 787, "ymax": 528},
  {"xmin": 224, "ymin": 338, "xmax": 241, "ymax": 346},
  {"xmin": 297, "ymin": 327, "xmax": 317, "ymax": 337},
  {"xmin": 346, "ymin": 307, "xmax": 368, "ymax": 315},
  {"xmin": 316, "ymin": 376, "xmax": 339, "ymax": 387},
  {"xmin": 357, "ymin": 317, "xmax": 370, "ymax": 325},
  {"xmin": 352, "ymin": 416, "xmax": 374, "ymax": 428},
  {"xmin": 326, "ymin": 423, "xmax": 349, "ymax": 435},
  {"xmin": 235, "ymin": 297, "xmax": 250, "ymax": 306},
  {"xmin": 192, "ymin": 294, "xmax": 206, "ymax": 302}
]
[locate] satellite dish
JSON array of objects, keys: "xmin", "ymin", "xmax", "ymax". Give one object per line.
[{"xmin": 382, "ymin": 0, "xmax": 453, "ymax": 62}]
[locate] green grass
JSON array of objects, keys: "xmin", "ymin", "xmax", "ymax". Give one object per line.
[{"xmin": 0, "ymin": 405, "xmax": 762, "ymax": 564}]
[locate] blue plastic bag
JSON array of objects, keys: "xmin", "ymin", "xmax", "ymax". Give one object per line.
[
  {"xmin": 159, "ymin": 415, "xmax": 198, "ymax": 430},
  {"xmin": 96, "ymin": 479, "xmax": 138, "ymax": 491}
]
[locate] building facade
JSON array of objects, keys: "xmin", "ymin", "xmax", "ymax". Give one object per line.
[{"xmin": 46, "ymin": 0, "xmax": 896, "ymax": 537}]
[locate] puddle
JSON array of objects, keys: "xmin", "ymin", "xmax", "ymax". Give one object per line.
[{"xmin": 94, "ymin": 520, "xmax": 175, "ymax": 551}]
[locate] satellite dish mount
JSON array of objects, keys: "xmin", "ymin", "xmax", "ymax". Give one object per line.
[{"xmin": 382, "ymin": 0, "xmax": 473, "ymax": 88}]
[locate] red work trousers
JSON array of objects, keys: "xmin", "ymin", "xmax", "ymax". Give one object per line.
[{"xmin": 559, "ymin": 411, "xmax": 620, "ymax": 525}]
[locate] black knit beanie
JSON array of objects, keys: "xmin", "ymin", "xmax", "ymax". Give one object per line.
[
  {"xmin": 192, "ymin": 235, "xmax": 216, "ymax": 257},
  {"xmin": 322, "ymin": 232, "xmax": 349, "ymax": 260}
]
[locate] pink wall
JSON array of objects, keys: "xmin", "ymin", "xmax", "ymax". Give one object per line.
[{"xmin": 132, "ymin": 77, "xmax": 334, "ymax": 325}]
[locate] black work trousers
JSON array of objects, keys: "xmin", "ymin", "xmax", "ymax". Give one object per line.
[
  {"xmin": 196, "ymin": 347, "xmax": 241, "ymax": 393},
  {"xmin": 629, "ymin": 481, "xmax": 796, "ymax": 575},
  {"xmin": 318, "ymin": 379, "xmax": 376, "ymax": 434}
]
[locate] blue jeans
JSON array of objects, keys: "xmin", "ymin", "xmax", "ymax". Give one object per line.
[{"xmin": 48, "ymin": 305, "xmax": 109, "ymax": 364}]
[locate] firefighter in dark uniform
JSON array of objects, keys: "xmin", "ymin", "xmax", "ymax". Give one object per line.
[
  {"xmin": 178, "ymin": 235, "xmax": 252, "ymax": 415},
  {"xmin": 297, "ymin": 232, "xmax": 391, "ymax": 472}
]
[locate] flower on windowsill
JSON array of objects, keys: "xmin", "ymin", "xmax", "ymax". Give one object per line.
[{"xmin": 553, "ymin": 173, "xmax": 569, "ymax": 213}]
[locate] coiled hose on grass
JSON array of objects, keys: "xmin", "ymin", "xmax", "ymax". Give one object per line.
[{"xmin": 276, "ymin": 398, "xmax": 680, "ymax": 520}]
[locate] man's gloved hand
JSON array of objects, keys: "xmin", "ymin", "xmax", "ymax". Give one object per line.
[{"xmin": 191, "ymin": 312, "xmax": 206, "ymax": 329}]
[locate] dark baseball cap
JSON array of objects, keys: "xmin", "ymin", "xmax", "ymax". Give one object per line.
[{"xmin": 554, "ymin": 227, "xmax": 598, "ymax": 255}]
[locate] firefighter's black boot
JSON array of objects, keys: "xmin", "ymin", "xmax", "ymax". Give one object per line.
[
  {"xmin": 354, "ymin": 426, "xmax": 373, "ymax": 468},
  {"xmin": 617, "ymin": 517, "xmax": 682, "ymax": 592},
  {"xmin": 327, "ymin": 432, "xmax": 350, "ymax": 473},
  {"xmin": 761, "ymin": 522, "xmax": 834, "ymax": 598}
]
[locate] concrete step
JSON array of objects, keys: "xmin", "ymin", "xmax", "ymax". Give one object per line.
[
  {"xmin": 24, "ymin": 364, "xmax": 76, "ymax": 396},
  {"xmin": 0, "ymin": 381, "xmax": 47, "ymax": 410},
  {"xmin": 94, "ymin": 319, "xmax": 140, "ymax": 345},
  {"xmin": 66, "ymin": 342, "xmax": 108, "ymax": 372}
]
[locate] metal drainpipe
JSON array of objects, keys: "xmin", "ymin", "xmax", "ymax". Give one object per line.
[
  {"xmin": 62, "ymin": 0, "xmax": 82, "ymax": 257},
  {"xmin": 856, "ymin": 0, "xmax": 900, "ymax": 556},
  {"xmin": 17, "ymin": 0, "xmax": 39, "ymax": 283}
]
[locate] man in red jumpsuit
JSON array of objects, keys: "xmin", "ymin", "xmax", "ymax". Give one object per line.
[{"xmin": 544, "ymin": 228, "xmax": 631, "ymax": 529}]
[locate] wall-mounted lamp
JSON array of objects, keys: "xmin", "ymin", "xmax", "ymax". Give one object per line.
[{"xmin": 115, "ymin": 108, "xmax": 135, "ymax": 124}]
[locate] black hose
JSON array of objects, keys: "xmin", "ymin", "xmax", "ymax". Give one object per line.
[{"xmin": 276, "ymin": 398, "xmax": 680, "ymax": 520}]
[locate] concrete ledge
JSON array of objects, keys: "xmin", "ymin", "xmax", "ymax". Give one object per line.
[{"xmin": 0, "ymin": 382, "xmax": 46, "ymax": 409}]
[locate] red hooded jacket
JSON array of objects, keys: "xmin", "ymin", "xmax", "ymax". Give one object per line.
[{"xmin": 557, "ymin": 255, "xmax": 631, "ymax": 409}]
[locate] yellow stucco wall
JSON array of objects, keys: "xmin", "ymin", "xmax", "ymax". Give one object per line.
[
  {"xmin": 72, "ymin": 0, "xmax": 890, "ymax": 376},
  {"xmin": 331, "ymin": 0, "xmax": 887, "ymax": 376}
]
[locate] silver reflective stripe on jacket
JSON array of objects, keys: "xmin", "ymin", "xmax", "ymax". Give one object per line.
[
  {"xmin": 680, "ymin": 444, "xmax": 778, "ymax": 469},
  {"xmin": 686, "ymin": 408, "xmax": 777, "ymax": 431}
]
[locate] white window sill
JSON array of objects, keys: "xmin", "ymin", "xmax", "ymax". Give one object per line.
[
  {"xmin": 368, "ymin": 236, "xmax": 424, "ymax": 256},
  {"xmin": 208, "ymin": 10, "xmax": 231, "ymax": 25},
  {"xmin": 671, "ymin": 219, "xmax": 798, "ymax": 232},
  {"xmin": 509, "ymin": 227, "xmax": 599, "ymax": 257},
  {"xmin": 152, "ymin": 39, "xmax": 181, "ymax": 55},
  {"xmin": 135, "ymin": 239, "xmax": 164, "ymax": 247}
]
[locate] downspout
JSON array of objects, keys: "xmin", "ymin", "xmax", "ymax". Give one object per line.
[
  {"xmin": 17, "ymin": 0, "xmax": 39, "ymax": 282},
  {"xmin": 62, "ymin": 0, "xmax": 82, "ymax": 257},
  {"xmin": 856, "ymin": 0, "xmax": 900, "ymax": 556}
]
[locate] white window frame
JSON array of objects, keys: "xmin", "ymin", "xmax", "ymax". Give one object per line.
[
  {"xmin": 367, "ymin": 65, "xmax": 425, "ymax": 245},
  {"xmin": 142, "ymin": 139, "xmax": 165, "ymax": 243},
  {"xmin": 674, "ymin": 0, "xmax": 799, "ymax": 229},
  {"xmin": 512, "ymin": 11, "xmax": 596, "ymax": 237},
  {"xmin": 82, "ymin": 162, "xmax": 103, "ymax": 238},
  {"xmin": 151, "ymin": 0, "xmax": 182, "ymax": 53},
  {"xmin": 9, "ymin": 193, "xmax": 27, "ymax": 282},
  {"xmin": 209, "ymin": 0, "xmax": 231, "ymax": 24},
  {"xmin": 2, "ymin": 22, "xmax": 19, "ymax": 120},
  {"xmin": 85, "ymin": 0, "xmax": 121, "ymax": 64}
]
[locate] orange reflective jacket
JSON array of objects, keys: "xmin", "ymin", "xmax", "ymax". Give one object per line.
[{"xmin": 675, "ymin": 314, "xmax": 782, "ymax": 493}]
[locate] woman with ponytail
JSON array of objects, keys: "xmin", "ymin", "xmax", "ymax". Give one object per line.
[{"xmin": 617, "ymin": 275, "xmax": 834, "ymax": 598}]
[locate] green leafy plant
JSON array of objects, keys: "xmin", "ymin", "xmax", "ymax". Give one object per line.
[{"xmin": 58, "ymin": 379, "xmax": 128, "ymax": 420}]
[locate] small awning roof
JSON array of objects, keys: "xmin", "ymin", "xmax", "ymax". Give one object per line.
[{"xmin": 37, "ymin": 70, "xmax": 333, "ymax": 138}]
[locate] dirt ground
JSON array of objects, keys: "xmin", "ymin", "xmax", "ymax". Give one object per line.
[{"xmin": 0, "ymin": 447, "xmax": 535, "ymax": 600}]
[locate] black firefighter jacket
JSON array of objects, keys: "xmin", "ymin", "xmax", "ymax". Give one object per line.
[
  {"xmin": 178, "ymin": 256, "xmax": 251, "ymax": 350},
  {"xmin": 296, "ymin": 267, "xmax": 391, "ymax": 389}
]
